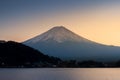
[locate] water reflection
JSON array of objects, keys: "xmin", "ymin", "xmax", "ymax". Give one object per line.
[{"xmin": 0, "ymin": 68, "xmax": 120, "ymax": 80}]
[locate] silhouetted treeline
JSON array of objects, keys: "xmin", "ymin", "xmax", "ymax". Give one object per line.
[
  {"xmin": 56, "ymin": 60, "xmax": 120, "ymax": 68},
  {"xmin": 1, "ymin": 40, "xmax": 120, "ymax": 68}
]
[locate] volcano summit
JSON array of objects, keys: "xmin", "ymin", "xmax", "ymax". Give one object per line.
[{"xmin": 23, "ymin": 26, "xmax": 120, "ymax": 61}]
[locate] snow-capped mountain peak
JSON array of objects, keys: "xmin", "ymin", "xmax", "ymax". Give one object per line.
[
  {"xmin": 23, "ymin": 26, "xmax": 120, "ymax": 61},
  {"xmin": 25, "ymin": 26, "xmax": 91, "ymax": 43}
]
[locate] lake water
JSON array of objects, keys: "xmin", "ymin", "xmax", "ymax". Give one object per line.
[{"xmin": 0, "ymin": 68, "xmax": 120, "ymax": 80}]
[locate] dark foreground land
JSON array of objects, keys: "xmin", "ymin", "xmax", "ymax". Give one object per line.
[{"xmin": 0, "ymin": 40, "xmax": 120, "ymax": 68}]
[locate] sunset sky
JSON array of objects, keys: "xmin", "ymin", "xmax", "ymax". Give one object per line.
[{"xmin": 1, "ymin": 0, "xmax": 120, "ymax": 46}]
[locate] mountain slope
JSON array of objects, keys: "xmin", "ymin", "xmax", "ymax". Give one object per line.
[{"xmin": 23, "ymin": 26, "xmax": 120, "ymax": 61}]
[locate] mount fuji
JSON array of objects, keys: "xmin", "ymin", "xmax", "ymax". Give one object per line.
[{"xmin": 23, "ymin": 26, "xmax": 120, "ymax": 61}]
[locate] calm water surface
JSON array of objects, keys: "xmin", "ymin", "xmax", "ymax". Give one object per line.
[{"xmin": 0, "ymin": 68, "xmax": 120, "ymax": 80}]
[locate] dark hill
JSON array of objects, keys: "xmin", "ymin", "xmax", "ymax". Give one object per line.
[{"xmin": 0, "ymin": 41, "xmax": 61, "ymax": 67}]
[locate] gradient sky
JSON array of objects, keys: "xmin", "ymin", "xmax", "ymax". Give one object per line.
[{"xmin": 1, "ymin": 0, "xmax": 120, "ymax": 46}]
